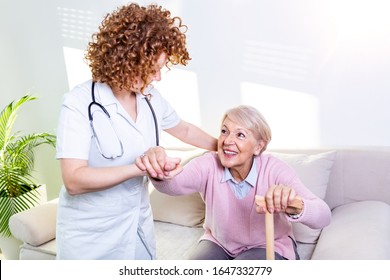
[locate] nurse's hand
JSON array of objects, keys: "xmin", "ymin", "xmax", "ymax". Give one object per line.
[{"xmin": 135, "ymin": 146, "xmax": 181, "ymax": 179}]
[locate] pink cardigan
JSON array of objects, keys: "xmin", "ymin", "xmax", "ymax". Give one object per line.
[{"xmin": 152, "ymin": 152, "xmax": 331, "ymax": 260}]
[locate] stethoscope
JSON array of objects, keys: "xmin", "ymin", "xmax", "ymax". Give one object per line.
[{"xmin": 88, "ymin": 81, "xmax": 159, "ymax": 159}]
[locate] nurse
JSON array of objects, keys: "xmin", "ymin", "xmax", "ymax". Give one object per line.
[{"xmin": 55, "ymin": 3, "xmax": 217, "ymax": 260}]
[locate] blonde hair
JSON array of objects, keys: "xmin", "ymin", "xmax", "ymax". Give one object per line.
[{"xmin": 222, "ymin": 105, "xmax": 272, "ymax": 153}]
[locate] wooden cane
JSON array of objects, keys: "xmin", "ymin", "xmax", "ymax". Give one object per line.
[
  {"xmin": 256, "ymin": 196, "xmax": 303, "ymax": 260},
  {"xmin": 265, "ymin": 210, "xmax": 275, "ymax": 260}
]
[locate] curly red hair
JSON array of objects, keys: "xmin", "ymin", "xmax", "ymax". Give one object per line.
[{"xmin": 85, "ymin": 3, "xmax": 191, "ymax": 92}]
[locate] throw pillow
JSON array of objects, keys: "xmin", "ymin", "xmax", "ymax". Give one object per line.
[
  {"xmin": 269, "ymin": 151, "xmax": 336, "ymax": 244},
  {"xmin": 149, "ymin": 186, "xmax": 205, "ymax": 227}
]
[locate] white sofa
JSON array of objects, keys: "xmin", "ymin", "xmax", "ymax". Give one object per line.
[{"xmin": 8, "ymin": 147, "xmax": 390, "ymax": 260}]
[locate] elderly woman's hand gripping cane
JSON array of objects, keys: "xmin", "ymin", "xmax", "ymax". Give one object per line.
[{"xmin": 255, "ymin": 185, "xmax": 303, "ymax": 260}]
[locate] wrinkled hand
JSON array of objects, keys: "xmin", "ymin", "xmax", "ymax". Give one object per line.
[
  {"xmin": 255, "ymin": 184, "xmax": 303, "ymax": 215},
  {"xmin": 135, "ymin": 146, "xmax": 181, "ymax": 179}
]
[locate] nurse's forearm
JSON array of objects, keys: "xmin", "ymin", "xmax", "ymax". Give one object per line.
[
  {"xmin": 166, "ymin": 120, "xmax": 217, "ymax": 151},
  {"xmin": 188, "ymin": 125, "xmax": 218, "ymax": 151},
  {"xmin": 60, "ymin": 159, "xmax": 146, "ymax": 195}
]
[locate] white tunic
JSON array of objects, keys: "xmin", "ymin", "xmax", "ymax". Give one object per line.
[{"xmin": 55, "ymin": 80, "xmax": 180, "ymax": 259}]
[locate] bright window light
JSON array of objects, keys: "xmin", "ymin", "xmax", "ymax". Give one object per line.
[
  {"xmin": 62, "ymin": 47, "xmax": 91, "ymax": 89},
  {"xmin": 155, "ymin": 68, "xmax": 202, "ymax": 149},
  {"xmin": 241, "ymin": 82, "xmax": 320, "ymax": 148},
  {"xmin": 330, "ymin": 0, "xmax": 390, "ymax": 37},
  {"xmin": 156, "ymin": 68, "xmax": 201, "ymax": 125}
]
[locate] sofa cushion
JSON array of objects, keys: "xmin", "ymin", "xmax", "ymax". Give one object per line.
[
  {"xmin": 311, "ymin": 200, "xmax": 390, "ymax": 259},
  {"xmin": 269, "ymin": 151, "xmax": 336, "ymax": 244},
  {"xmin": 150, "ymin": 188, "xmax": 205, "ymax": 227},
  {"xmin": 8, "ymin": 199, "xmax": 58, "ymax": 246},
  {"xmin": 296, "ymin": 242, "xmax": 316, "ymax": 260},
  {"xmin": 19, "ymin": 239, "xmax": 57, "ymax": 260},
  {"xmin": 154, "ymin": 221, "xmax": 204, "ymax": 259}
]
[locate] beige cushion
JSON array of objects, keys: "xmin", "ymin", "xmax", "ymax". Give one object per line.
[
  {"xmin": 9, "ymin": 199, "xmax": 58, "ymax": 246},
  {"xmin": 311, "ymin": 200, "xmax": 390, "ymax": 259},
  {"xmin": 150, "ymin": 187, "xmax": 205, "ymax": 227},
  {"xmin": 154, "ymin": 221, "xmax": 204, "ymax": 259},
  {"xmin": 19, "ymin": 239, "xmax": 57, "ymax": 260},
  {"xmin": 269, "ymin": 151, "xmax": 336, "ymax": 244}
]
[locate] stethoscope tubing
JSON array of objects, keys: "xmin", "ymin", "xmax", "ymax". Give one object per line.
[
  {"xmin": 144, "ymin": 96, "xmax": 159, "ymax": 146},
  {"xmin": 89, "ymin": 81, "xmax": 160, "ymax": 157}
]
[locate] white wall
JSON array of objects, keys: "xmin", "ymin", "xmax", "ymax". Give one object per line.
[{"xmin": 1, "ymin": 0, "xmax": 389, "ymax": 198}]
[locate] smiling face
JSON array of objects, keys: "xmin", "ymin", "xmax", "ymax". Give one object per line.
[{"xmin": 218, "ymin": 116, "xmax": 265, "ymax": 182}]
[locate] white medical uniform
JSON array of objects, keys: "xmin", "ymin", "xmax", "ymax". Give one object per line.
[{"xmin": 55, "ymin": 80, "xmax": 180, "ymax": 259}]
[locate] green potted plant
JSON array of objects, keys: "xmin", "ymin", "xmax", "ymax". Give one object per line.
[{"xmin": 0, "ymin": 94, "xmax": 56, "ymax": 259}]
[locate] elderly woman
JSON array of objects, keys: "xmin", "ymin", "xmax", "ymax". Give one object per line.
[{"xmin": 147, "ymin": 105, "xmax": 331, "ymax": 260}]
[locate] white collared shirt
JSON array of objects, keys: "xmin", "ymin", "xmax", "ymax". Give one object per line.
[{"xmin": 221, "ymin": 159, "xmax": 257, "ymax": 199}]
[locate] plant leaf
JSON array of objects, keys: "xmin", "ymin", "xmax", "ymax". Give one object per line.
[{"xmin": 0, "ymin": 95, "xmax": 55, "ymax": 237}]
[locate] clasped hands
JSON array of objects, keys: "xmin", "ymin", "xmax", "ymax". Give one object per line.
[
  {"xmin": 255, "ymin": 185, "xmax": 303, "ymax": 216},
  {"xmin": 136, "ymin": 146, "xmax": 183, "ymax": 180}
]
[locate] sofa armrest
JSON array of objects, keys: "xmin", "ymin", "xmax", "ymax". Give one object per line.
[
  {"xmin": 9, "ymin": 199, "xmax": 58, "ymax": 246},
  {"xmin": 311, "ymin": 200, "xmax": 390, "ymax": 259}
]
